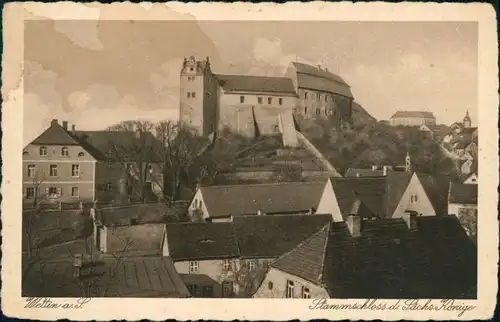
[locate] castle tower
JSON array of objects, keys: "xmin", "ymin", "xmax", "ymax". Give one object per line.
[
  {"xmin": 179, "ymin": 56, "xmax": 218, "ymax": 136},
  {"xmin": 405, "ymin": 152, "xmax": 411, "ymax": 173},
  {"xmin": 463, "ymin": 110, "xmax": 472, "ymax": 128}
]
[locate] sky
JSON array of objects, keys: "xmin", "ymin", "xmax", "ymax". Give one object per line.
[{"xmin": 24, "ymin": 19, "xmax": 478, "ymax": 145}]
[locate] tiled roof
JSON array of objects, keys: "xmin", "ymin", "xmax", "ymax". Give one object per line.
[
  {"xmin": 460, "ymin": 127, "xmax": 478, "ymax": 134},
  {"xmin": 22, "ymin": 256, "xmax": 191, "ymax": 298},
  {"xmin": 418, "ymin": 174, "xmax": 451, "ymax": 215},
  {"xmin": 165, "ymin": 222, "xmax": 240, "ymax": 261},
  {"xmin": 454, "ymin": 140, "xmax": 471, "ymax": 149},
  {"xmin": 291, "ymin": 62, "xmax": 353, "ymax": 98},
  {"xmin": 30, "ymin": 121, "xmax": 82, "ymax": 146},
  {"xmin": 164, "ymin": 214, "xmax": 332, "ymax": 261},
  {"xmin": 329, "ymin": 172, "xmax": 413, "ymax": 219},
  {"xmin": 233, "ymin": 214, "xmax": 332, "ymax": 258},
  {"xmin": 199, "ymin": 181, "xmax": 327, "ymax": 218},
  {"xmin": 272, "ymin": 216, "xmax": 477, "ymax": 299},
  {"xmin": 215, "ymin": 74, "xmax": 297, "ymax": 96},
  {"xmin": 391, "ymin": 111, "xmax": 435, "ymax": 119},
  {"xmin": 344, "ymin": 168, "xmax": 385, "ymax": 178},
  {"xmin": 449, "ymin": 182, "xmax": 478, "ymax": 205}
]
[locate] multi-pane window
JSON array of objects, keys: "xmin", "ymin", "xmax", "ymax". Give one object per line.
[
  {"xmin": 278, "ymin": 98, "xmax": 283, "ymax": 105},
  {"xmin": 247, "ymin": 260, "xmax": 256, "ymax": 271},
  {"xmin": 27, "ymin": 165, "xmax": 36, "ymax": 178},
  {"xmin": 71, "ymin": 187, "xmax": 79, "ymax": 197},
  {"xmin": 49, "ymin": 165, "xmax": 58, "ymax": 177},
  {"xmin": 240, "ymin": 96, "xmax": 245, "ymax": 103},
  {"xmin": 71, "ymin": 164, "xmax": 80, "ymax": 177},
  {"xmin": 189, "ymin": 261, "xmax": 199, "ymax": 273},
  {"xmin": 191, "ymin": 92, "xmax": 196, "ymax": 98},
  {"xmin": 286, "ymin": 280, "xmax": 294, "ymax": 298},
  {"xmin": 39, "ymin": 147, "xmax": 47, "ymax": 156},
  {"xmin": 48, "ymin": 187, "xmax": 58, "ymax": 197},
  {"xmin": 106, "ymin": 182, "xmax": 113, "ymax": 192},
  {"xmin": 26, "ymin": 187, "xmax": 35, "ymax": 198},
  {"xmin": 223, "ymin": 259, "xmax": 232, "ymax": 271},
  {"xmin": 61, "ymin": 147, "xmax": 69, "ymax": 156},
  {"xmin": 301, "ymin": 286, "xmax": 310, "ymax": 299}
]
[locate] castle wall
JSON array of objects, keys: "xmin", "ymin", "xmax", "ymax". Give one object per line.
[{"xmin": 202, "ymin": 71, "xmax": 219, "ymax": 135}]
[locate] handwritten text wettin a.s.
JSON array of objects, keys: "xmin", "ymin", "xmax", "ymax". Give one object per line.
[
  {"xmin": 309, "ymin": 299, "xmax": 476, "ymax": 317},
  {"xmin": 25, "ymin": 298, "xmax": 91, "ymax": 309}
]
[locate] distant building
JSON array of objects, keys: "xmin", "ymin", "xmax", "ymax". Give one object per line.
[
  {"xmin": 448, "ymin": 182, "xmax": 477, "ymax": 216},
  {"xmin": 162, "ymin": 214, "xmax": 332, "ymax": 297},
  {"xmin": 390, "ymin": 111, "xmax": 436, "ymax": 127},
  {"xmin": 254, "ymin": 215, "xmax": 477, "ymax": 299},
  {"xmin": 285, "ymin": 62, "xmax": 354, "ymax": 128},
  {"xmin": 22, "ymin": 120, "xmax": 164, "ymax": 203},
  {"xmin": 463, "ymin": 173, "xmax": 478, "ymax": 185},
  {"xmin": 188, "ymin": 181, "xmax": 327, "ymax": 222},
  {"xmin": 344, "ymin": 165, "xmax": 392, "ymax": 178}
]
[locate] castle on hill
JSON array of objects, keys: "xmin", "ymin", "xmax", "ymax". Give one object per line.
[{"xmin": 179, "ymin": 56, "xmax": 354, "ymax": 147}]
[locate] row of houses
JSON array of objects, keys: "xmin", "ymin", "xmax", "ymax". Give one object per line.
[{"xmin": 24, "ymin": 171, "xmax": 476, "ymax": 298}]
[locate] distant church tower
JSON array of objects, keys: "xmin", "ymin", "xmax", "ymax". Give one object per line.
[
  {"xmin": 463, "ymin": 110, "xmax": 472, "ymax": 128},
  {"xmin": 179, "ymin": 56, "xmax": 218, "ymax": 136},
  {"xmin": 405, "ymin": 152, "xmax": 411, "ymax": 173}
]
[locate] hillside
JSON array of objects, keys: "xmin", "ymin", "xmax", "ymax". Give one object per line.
[{"xmin": 351, "ymin": 101, "xmax": 377, "ymax": 126}]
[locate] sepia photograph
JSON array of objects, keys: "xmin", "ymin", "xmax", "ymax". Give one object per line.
[{"xmin": 2, "ymin": 2, "xmax": 498, "ymax": 321}]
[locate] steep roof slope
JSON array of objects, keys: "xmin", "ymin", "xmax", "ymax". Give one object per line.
[
  {"xmin": 29, "ymin": 120, "xmax": 82, "ymax": 146},
  {"xmin": 215, "ymin": 74, "xmax": 297, "ymax": 96},
  {"xmin": 291, "ymin": 62, "xmax": 353, "ymax": 98},
  {"xmin": 391, "ymin": 111, "xmax": 435, "ymax": 118},
  {"xmin": 449, "ymin": 182, "xmax": 478, "ymax": 205}
]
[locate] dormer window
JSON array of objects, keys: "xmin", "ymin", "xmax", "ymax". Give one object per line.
[
  {"xmin": 39, "ymin": 147, "xmax": 47, "ymax": 156},
  {"xmin": 61, "ymin": 147, "xmax": 69, "ymax": 156},
  {"xmin": 78, "ymin": 152, "xmax": 85, "ymax": 157}
]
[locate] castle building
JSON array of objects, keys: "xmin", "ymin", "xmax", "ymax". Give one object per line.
[
  {"xmin": 179, "ymin": 56, "xmax": 354, "ymax": 147},
  {"xmin": 285, "ymin": 62, "xmax": 354, "ymax": 127},
  {"xmin": 389, "ymin": 111, "xmax": 436, "ymax": 127}
]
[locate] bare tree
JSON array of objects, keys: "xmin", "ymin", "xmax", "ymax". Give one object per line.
[
  {"xmin": 23, "ymin": 169, "xmax": 48, "ymax": 261},
  {"xmin": 219, "ymin": 259, "xmax": 269, "ymax": 297},
  {"xmin": 106, "ymin": 121, "xmax": 161, "ymax": 203}
]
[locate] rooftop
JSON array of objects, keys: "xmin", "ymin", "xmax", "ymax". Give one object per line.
[
  {"xmin": 291, "ymin": 62, "xmax": 353, "ymax": 98},
  {"xmin": 215, "ymin": 74, "xmax": 297, "ymax": 96},
  {"xmin": 164, "ymin": 213, "xmax": 332, "ymax": 261},
  {"xmin": 391, "ymin": 111, "xmax": 435, "ymax": 119},
  {"xmin": 22, "ymin": 256, "xmax": 191, "ymax": 298},
  {"xmin": 449, "ymin": 182, "xmax": 478, "ymax": 205},
  {"xmin": 271, "ymin": 215, "xmax": 477, "ymax": 299},
  {"xmin": 199, "ymin": 181, "xmax": 327, "ymax": 218},
  {"xmin": 96, "ymin": 203, "xmax": 187, "ymax": 227}
]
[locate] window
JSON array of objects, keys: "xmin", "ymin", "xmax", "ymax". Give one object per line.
[
  {"xmin": 23, "ymin": 151, "xmax": 28, "ymax": 155},
  {"xmin": 268, "ymin": 282, "xmax": 274, "ymax": 290},
  {"xmin": 39, "ymin": 147, "xmax": 47, "ymax": 156},
  {"xmin": 61, "ymin": 147, "xmax": 69, "ymax": 156},
  {"xmin": 71, "ymin": 187, "xmax": 79, "ymax": 197},
  {"xmin": 222, "ymin": 281, "xmax": 234, "ymax": 297},
  {"xmin": 49, "ymin": 165, "xmax": 58, "ymax": 177},
  {"xmin": 278, "ymin": 98, "xmax": 283, "ymax": 105},
  {"xmin": 189, "ymin": 261, "xmax": 199, "ymax": 273},
  {"xmin": 223, "ymin": 259, "xmax": 232, "ymax": 271},
  {"xmin": 189, "ymin": 67, "xmax": 194, "ymax": 71},
  {"xmin": 187, "ymin": 92, "xmax": 191, "ymax": 98},
  {"xmin": 148, "ymin": 164, "xmax": 153, "ymax": 173},
  {"xmin": 301, "ymin": 286, "xmax": 310, "ymax": 299},
  {"xmin": 26, "ymin": 187, "xmax": 35, "ymax": 199},
  {"xmin": 286, "ymin": 280, "xmax": 294, "ymax": 298},
  {"xmin": 411, "ymin": 194, "xmax": 418, "ymax": 204},
  {"xmin": 325, "ymin": 95, "xmax": 329, "ymax": 102},
  {"xmin": 247, "ymin": 260, "xmax": 256, "ymax": 271},
  {"xmin": 317, "ymin": 93, "xmax": 321, "ymax": 100},
  {"xmin": 27, "ymin": 165, "xmax": 36, "ymax": 178},
  {"xmin": 191, "ymin": 92, "xmax": 196, "ymax": 98},
  {"xmin": 316, "ymin": 108, "xmax": 321, "ymax": 115},
  {"xmin": 258, "ymin": 97, "xmax": 263, "ymax": 104},
  {"xmin": 78, "ymin": 152, "xmax": 85, "ymax": 157},
  {"xmin": 187, "ymin": 284, "xmax": 201, "ymax": 297},
  {"xmin": 202, "ymin": 285, "xmax": 214, "ymax": 298},
  {"xmin": 304, "ymin": 92, "xmax": 308, "ymax": 99},
  {"xmin": 106, "ymin": 182, "xmax": 113, "ymax": 192},
  {"xmin": 267, "ymin": 97, "xmax": 272, "ymax": 104},
  {"xmin": 48, "ymin": 187, "xmax": 58, "ymax": 197},
  {"xmin": 71, "ymin": 164, "xmax": 80, "ymax": 177},
  {"xmin": 273, "ymin": 125, "xmax": 280, "ymax": 133},
  {"xmin": 240, "ymin": 96, "xmax": 245, "ymax": 103},
  {"xmin": 304, "ymin": 106, "xmax": 308, "ymax": 114}
]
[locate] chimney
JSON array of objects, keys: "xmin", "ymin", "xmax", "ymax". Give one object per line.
[
  {"xmin": 51, "ymin": 119, "xmax": 58, "ymax": 126},
  {"xmin": 73, "ymin": 254, "xmax": 83, "ymax": 278},
  {"xmin": 62, "ymin": 121, "xmax": 68, "ymax": 130},
  {"xmin": 346, "ymin": 214, "xmax": 362, "ymax": 237},
  {"xmin": 325, "ymin": 68, "xmax": 328, "ymax": 72},
  {"xmin": 72, "ymin": 124, "xmax": 76, "ymax": 132},
  {"xmin": 317, "ymin": 64, "xmax": 322, "ymax": 70},
  {"xmin": 402, "ymin": 211, "xmax": 418, "ymax": 231}
]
